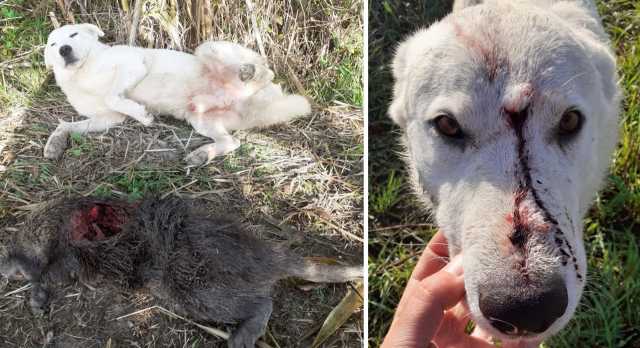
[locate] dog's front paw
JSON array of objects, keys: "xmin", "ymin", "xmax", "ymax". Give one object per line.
[
  {"xmin": 44, "ymin": 130, "xmax": 69, "ymax": 159},
  {"xmin": 185, "ymin": 147, "xmax": 210, "ymax": 166}
]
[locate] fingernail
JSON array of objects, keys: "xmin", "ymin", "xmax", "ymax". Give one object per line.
[{"xmin": 443, "ymin": 255, "xmax": 463, "ymax": 276}]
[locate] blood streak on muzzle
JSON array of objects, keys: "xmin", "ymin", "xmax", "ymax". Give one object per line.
[
  {"xmin": 453, "ymin": 24, "xmax": 582, "ymax": 281},
  {"xmin": 504, "ymin": 85, "xmax": 582, "ymax": 281}
]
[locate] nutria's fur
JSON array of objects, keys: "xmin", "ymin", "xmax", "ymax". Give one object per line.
[{"xmin": 0, "ymin": 196, "xmax": 361, "ymax": 348}]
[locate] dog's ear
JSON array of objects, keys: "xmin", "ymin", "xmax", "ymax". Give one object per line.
[
  {"xmin": 549, "ymin": 2, "xmax": 618, "ymax": 101},
  {"xmin": 588, "ymin": 44, "xmax": 618, "ymax": 101},
  {"xmin": 388, "ymin": 38, "xmax": 414, "ymax": 128},
  {"xmin": 79, "ymin": 24, "xmax": 104, "ymax": 39},
  {"xmin": 552, "ymin": 2, "xmax": 619, "ymax": 99},
  {"xmin": 452, "ymin": 0, "xmax": 483, "ymax": 12}
]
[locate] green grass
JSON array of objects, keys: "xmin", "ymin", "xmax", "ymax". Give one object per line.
[
  {"xmin": 368, "ymin": 1, "xmax": 640, "ymax": 347},
  {"xmin": 0, "ymin": 0, "xmax": 51, "ymax": 111},
  {"xmin": 311, "ymin": 15, "xmax": 364, "ymax": 107},
  {"xmin": 370, "ymin": 170, "xmax": 403, "ymax": 214}
]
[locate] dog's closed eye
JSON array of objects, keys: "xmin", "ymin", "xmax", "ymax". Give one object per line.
[{"xmin": 69, "ymin": 32, "xmax": 78, "ymax": 38}]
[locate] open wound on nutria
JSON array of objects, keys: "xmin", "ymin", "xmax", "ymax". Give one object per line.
[{"xmin": 70, "ymin": 204, "xmax": 129, "ymax": 241}]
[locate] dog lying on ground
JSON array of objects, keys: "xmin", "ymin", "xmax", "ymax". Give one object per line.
[
  {"xmin": 389, "ymin": 0, "xmax": 619, "ymax": 344},
  {"xmin": 0, "ymin": 196, "xmax": 361, "ymax": 348},
  {"xmin": 43, "ymin": 24, "xmax": 311, "ymax": 165}
]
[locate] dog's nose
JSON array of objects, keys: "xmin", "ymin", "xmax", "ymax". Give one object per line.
[
  {"xmin": 479, "ymin": 274, "xmax": 568, "ymax": 335},
  {"xmin": 59, "ymin": 45, "xmax": 72, "ymax": 57}
]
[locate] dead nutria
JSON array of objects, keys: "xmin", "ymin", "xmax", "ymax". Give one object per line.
[{"xmin": 0, "ymin": 196, "xmax": 361, "ymax": 348}]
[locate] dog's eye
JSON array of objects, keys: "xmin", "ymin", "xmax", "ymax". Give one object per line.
[
  {"xmin": 558, "ymin": 109, "xmax": 583, "ymax": 136},
  {"xmin": 433, "ymin": 115, "xmax": 464, "ymax": 139},
  {"xmin": 69, "ymin": 32, "xmax": 78, "ymax": 38},
  {"xmin": 50, "ymin": 42, "xmax": 56, "ymax": 47}
]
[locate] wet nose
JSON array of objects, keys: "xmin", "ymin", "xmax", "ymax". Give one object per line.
[
  {"xmin": 479, "ymin": 275, "xmax": 568, "ymax": 335},
  {"xmin": 59, "ymin": 45, "xmax": 72, "ymax": 57}
]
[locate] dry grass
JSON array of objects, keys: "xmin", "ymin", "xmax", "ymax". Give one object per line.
[{"xmin": 0, "ymin": 0, "xmax": 363, "ymax": 346}]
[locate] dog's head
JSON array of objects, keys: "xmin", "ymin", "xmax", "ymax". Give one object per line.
[
  {"xmin": 390, "ymin": 1, "xmax": 619, "ymax": 342},
  {"xmin": 44, "ymin": 24, "xmax": 104, "ymax": 71}
]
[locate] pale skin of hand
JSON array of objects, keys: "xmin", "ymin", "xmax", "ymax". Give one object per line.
[{"xmin": 381, "ymin": 231, "xmax": 542, "ymax": 348}]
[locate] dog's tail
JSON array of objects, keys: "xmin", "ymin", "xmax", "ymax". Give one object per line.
[
  {"xmin": 289, "ymin": 258, "xmax": 362, "ymax": 283},
  {"xmin": 240, "ymin": 94, "xmax": 312, "ymax": 129}
]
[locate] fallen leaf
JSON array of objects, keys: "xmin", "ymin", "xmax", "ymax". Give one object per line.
[{"xmin": 311, "ymin": 280, "xmax": 363, "ymax": 347}]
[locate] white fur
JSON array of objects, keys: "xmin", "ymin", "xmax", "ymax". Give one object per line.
[
  {"xmin": 43, "ymin": 24, "xmax": 311, "ymax": 165},
  {"xmin": 390, "ymin": 0, "xmax": 619, "ymax": 342}
]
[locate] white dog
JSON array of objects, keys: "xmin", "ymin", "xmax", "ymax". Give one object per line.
[
  {"xmin": 43, "ymin": 24, "xmax": 311, "ymax": 165},
  {"xmin": 390, "ymin": 0, "xmax": 619, "ymax": 344}
]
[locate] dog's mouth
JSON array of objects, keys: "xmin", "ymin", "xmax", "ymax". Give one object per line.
[{"xmin": 63, "ymin": 55, "xmax": 79, "ymax": 67}]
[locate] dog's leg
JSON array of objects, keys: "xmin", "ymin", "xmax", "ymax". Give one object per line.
[
  {"xmin": 103, "ymin": 64, "xmax": 153, "ymax": 126},
  {"xmin": 185, "ymin": 117, "xmax": 240, "ymax": 166},
  {"xmin": 228, "ymin": 299, "xmax": 273, "ymax": 348},
  {"xmin": 44, "ymin": 113, "xmax": 126, "ymax": 159}
]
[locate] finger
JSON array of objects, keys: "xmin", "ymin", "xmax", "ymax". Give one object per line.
[
  {"xmin": 412, "ymin": 231, "xmax": 451, "ymax": 280},
  {"xmin": 500, "ymin": 339, "xmax": 543, "ymax": 348},
  {"xmin": 470, "ymin": 325, "xmax": 494, "ymax": 341},
  {"xmin": 447, "ymin": 300, "xmax": 474, "ymax": 332},
  {"xmin": 431, "ymin": 300, "xmax": 472, "ymax": 345},
  {"xmin": 433, "ymin": 309, "xmax": 496, "ymax": 348},
  {"xmin": 382, "ymin": 255, "xmax": 464, "ymax": 347},
  {"xmin": 432, "ymin": 308, "xmax": 466, "ymax": 346}
]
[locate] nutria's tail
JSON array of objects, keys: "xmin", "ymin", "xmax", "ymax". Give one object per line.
[{"xmin": 290, "ymin": 259, "xmax": 362, "ymax": 283}]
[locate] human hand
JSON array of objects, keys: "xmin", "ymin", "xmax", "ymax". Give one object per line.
[{"xmin": 382, "ymin": 231, "xmax": 540, "ymax": 348}]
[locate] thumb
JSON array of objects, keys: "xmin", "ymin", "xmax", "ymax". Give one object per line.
[{"xmin": 382, "ymin": 255, "xmax": 465, "ymax": 348}]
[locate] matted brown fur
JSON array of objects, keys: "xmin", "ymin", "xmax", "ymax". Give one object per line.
[{"xmin": 1, "ymin": 196, "xmax": 361, "ymax": 347}]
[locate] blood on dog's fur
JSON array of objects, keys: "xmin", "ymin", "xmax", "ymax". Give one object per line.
[
  {"xmin": 503, "ymin": 98, "xmax": 582, "ymax": 280},
  {"xmin": 453, "ymin": 21, "xmax": 508, "ymax": 82}
]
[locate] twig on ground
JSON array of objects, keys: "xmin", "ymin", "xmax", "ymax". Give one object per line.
[
  {"xmin": 114, "ymin": 305, "xmax": 274, "ymax": 348},
  {"xmin": 128, "ymin": 0, "xmax": 143, "ymax": 45},
  {"xmin": 48, "ymin": 11, "xmax": 60, "ymax": 28},
  {"xmin": 244, "ymin": 0, "xmax": 266, "ymax": 57}
]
